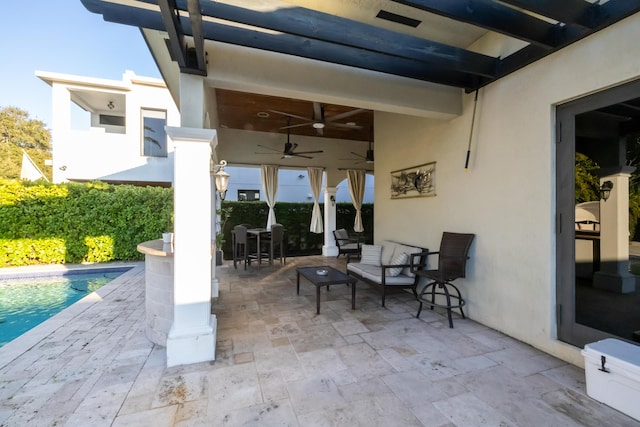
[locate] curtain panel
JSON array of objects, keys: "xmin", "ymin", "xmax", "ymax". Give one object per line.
[
  {"xmin": 261, "ymin": 164, "xmax": 279, "ymax": 228},
  {"xmin": 347, "ymin": 169, "xmax": 365, "ymax": 232},
  {"xmin": 307, "ymin": 167, "xmax": 324, "ymax": 233}
]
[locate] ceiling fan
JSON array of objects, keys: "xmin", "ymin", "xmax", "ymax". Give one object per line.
[
  {"xmin": 269, "ymin": 101, "xmax": 365, "ymax": 136},
  {"xmin": 341, "ymin": 128, "xmax": 374, "ymax": 164},
  {"xmin": 255, "ymin": 123, "xmax": 323, "ymax": 159},
  {"xmin": 350, "ymin": 141, "xmax": 374, "ymax": 164}
]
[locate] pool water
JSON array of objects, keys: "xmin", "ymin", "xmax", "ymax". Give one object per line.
[{"xmin": 0, "ymin": 269, "xmax": 129, "ymax": 347}]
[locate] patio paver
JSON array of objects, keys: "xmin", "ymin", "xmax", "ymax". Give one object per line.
[{"xmin": 1, "ymin": 256, "xmax": 638, "ymax": 426}]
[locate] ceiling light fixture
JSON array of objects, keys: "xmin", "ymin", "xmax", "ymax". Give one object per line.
[{"xmin": 312, "ymin": 122, "xmax": 325, "ymax": 129}]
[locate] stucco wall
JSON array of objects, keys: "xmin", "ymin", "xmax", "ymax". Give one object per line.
[
  {"xmin": 373, "ymin": 14, "xmax": 640, "ymax": 366},
  {"xmin": 48, "ymin": 73, "xmax": 180, "ymax": 184}
]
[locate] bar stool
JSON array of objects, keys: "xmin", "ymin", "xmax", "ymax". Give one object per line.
[
  {"xmin": 232, "ymin": 225, "xmax": 249, "ymax": 270},
  {"xmin": 264, "ymin": 223, "xmax": 286, "ymax": 265}
]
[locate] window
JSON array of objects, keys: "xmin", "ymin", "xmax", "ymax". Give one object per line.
[
  {"xmin": 141, "ymin": 109, "xmax": 167, "ymax": 157},
  {"xmin": 238, "ymin": 190, "xmax": 260, "ymax": 201},
  {"xmin": 99, "ymin": 114, "xmax": 125, "ymax": 126}
]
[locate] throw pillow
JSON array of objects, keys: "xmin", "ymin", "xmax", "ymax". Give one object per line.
[
  {"xmin": 360, "ymin": 244, "xmax": 382, "ymax": 266},
  {"xmin": 402, "ymin": 247, "xmax": 423, "ymax": 278},
  {"xmin": 388, "ymin": 252, "xmax": 408, "ymax": 276}
]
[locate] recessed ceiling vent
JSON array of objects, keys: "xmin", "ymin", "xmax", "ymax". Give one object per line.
[{"xmin": 375, "ymin": 10, "xmax": 421, "ymax": 28}]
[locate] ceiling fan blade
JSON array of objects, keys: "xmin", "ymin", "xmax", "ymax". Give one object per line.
[
  {"xmin": 268, "ymin": 109, "xmax": 310, "ymax": 122},
  {"xmin": 257, "ymin": 144, "xmax": 281, "ymax": 152},
  {"xmin": 293, "ymin": 150, "xmax": 324, "ymax": 155},
  {"xmin": 292, "ymin": 153, "xmax": 314, "ymax": 159},
  {"xmin": 280, "ymin": 122, "xmax": 313, "ymax": 130},
  {"xmin": 328, "ymin": 122, "xmax": 363, "ymax": 129},
  {"xmin": 326, "ymin": 108, "xmax": 366, "ymax": 122},
  {"xmin": 350, "ymin": 152, "xmax": 366, "ymax": 159},
  {"xmin": 255, "ymin": 152, "xmax": 279, "ymax": 155}
]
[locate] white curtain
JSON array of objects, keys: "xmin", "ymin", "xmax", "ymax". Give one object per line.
[
  {"xmin": 261, "ymin": 164, "xmax": 279, "ymax": 228},
  {"xmin": 307, "ymin": 167, "xmax": 324, "ymax": 233},
  {"xmin": 347, "ymin": 169, "xmax": 366, "ymax": 232}
]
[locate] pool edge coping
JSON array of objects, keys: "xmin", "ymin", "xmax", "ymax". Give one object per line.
[{"xmin": 0, "ymin": 262, "xmax": 144, "ymax": 369}]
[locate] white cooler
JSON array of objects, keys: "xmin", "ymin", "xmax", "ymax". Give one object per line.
[{"xmin": 582, "ymin": 338, "xmax": 640, "ymax": 421}]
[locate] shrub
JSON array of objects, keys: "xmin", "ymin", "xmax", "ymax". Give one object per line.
[
  {"xmin": 0, "ymin": 179, "xmax": 172, "ymax": 266},
  {"xmin": 220, "ymin": 201, "xmax": 373, "ymax": 258}
]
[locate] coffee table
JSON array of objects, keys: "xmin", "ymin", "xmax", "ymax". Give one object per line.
[{"xmin": 296, "ymin": 266, "xmax": 357, "ymax": 314}]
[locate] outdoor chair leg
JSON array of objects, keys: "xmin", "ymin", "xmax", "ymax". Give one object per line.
[{"xmin": 440, "ymin": 283, "xmax": 454, "ymax": 328}]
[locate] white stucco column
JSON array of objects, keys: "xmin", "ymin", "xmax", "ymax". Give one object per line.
[
  {"xmin": 179, "ymin": 73, "xmax": 205, "ymax": 128},
  {"xmin": 322, "ymin": 186, "xmax": 339, "ymax": 256},
  {"xmin": 165, "ymin": 126, "xmax": 216, "ymax": 367},
  {"xmin": 211, "ymin": 181, "xmax": 220, "ymax": 299},
  {"xmin": 593, "ymin": 169, "xmax": 636, "ymax": 293},
  {"xmin": 51, "ymin": 84, "xmax": 71, "ymax": 183}
]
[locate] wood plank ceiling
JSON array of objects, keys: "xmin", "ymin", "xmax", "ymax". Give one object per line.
[{"xmin": 82, "ymin": 0, "xmax": 640, "ymax": 142}]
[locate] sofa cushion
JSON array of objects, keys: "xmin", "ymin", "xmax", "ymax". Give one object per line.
[
  {"xmin": 399, "ymin": 246, "xmax": 424, "ymax": 278},
  {"xmin": 341, "ymin": 242, "xmax": 359, "ymax": 251},
  {"xmin": 388, "ymin": 252, "xmax": 408, "ymax": 276},
  {"xmin": 361, "ymin": 244, "xmax": 382, "ymax": 266},
  {"xmin": 335, "ymin": 229, "xmax": 349, "ymax": 240},
  {"xmin": 348, "ymin": 263, "xmax": 415, "ymax": 285},
  {"xmin": 380, "ymin": 240, "xmax": 397, "ymax": 265}
]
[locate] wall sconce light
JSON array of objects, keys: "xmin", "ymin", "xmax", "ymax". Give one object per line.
[
  {"xmin": 107, "ymin": 101, "xmax": 115, "ymax": 110},
  {"xmin": 600, "ymin": 180, "xmax": 613, "ymax": 202},
  {"xmin": 330, "ymin": 195, "xmax": 336, "ymax": 206},
  {"xmin": 213, "ymin": 160, "xmax": 230, "ymax": 200}
]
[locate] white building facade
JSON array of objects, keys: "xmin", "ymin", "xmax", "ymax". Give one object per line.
[{"xmin": 37, "ymin": 70, "xmax": 181, "ymax": 186}]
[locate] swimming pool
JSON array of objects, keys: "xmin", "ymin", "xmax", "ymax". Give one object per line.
[{"xmin": 0, "ymin": 267, "xmax": 131, "ymax": 347}]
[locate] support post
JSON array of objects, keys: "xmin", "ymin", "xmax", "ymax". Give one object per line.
[
  {"xmin": 165, "ymin": 126, "xmax": 217, "ymax": 367},
  {"xmin": 594, "ymin": 169, "xmax": 636, "ymax": 293},
  {"xmin": 322, "ymin": 186, "xmax": 339, "ymax": 256}
]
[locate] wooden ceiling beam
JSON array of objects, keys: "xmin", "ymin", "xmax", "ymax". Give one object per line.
[
  {"xmin": 157, "ymin": 0, "xmax": 187, "ymax": 68},
  {"xmin": 186, "ymin": 0, "xmax": 207, "ymax": 75},
  {"xmin": 174, "ymin": 0, "xmax": 498, "ymax": 78},
  {"xmin": 82, "ymin": 0, "xmax": 640, "ymax": 92},
  {"xmin": 498, "ymin": 0, "xmax": 598, "ymax": 28},
  {"xmin": 391, "ymin": 0, "xmax": 562, "ymax": 49}
]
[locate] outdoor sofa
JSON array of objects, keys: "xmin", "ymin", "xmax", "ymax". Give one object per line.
[{"xmin": 346, "ymin": 240, "xmax": 428, "ymax": 307}]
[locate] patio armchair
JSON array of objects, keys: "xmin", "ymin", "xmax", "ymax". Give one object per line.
[
  {"xmin": 333, "ymin": 228, "xmax": 361, "ymax": 258},
  {"xmin": 411, "ymin": 232, "xmax": 475, "ymax": 328}
]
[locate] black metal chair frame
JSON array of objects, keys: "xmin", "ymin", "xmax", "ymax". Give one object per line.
[
  {"xmin": 412, "ymin": 232, "xmax": 475, "ymax": 328},
  {"xmin": 333, "ymin": 229, "xmax": 361, "ymax": 258}
]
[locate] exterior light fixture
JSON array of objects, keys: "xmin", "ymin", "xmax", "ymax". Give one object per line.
[
  {"xmin": 107, "ymin": 101, "xmax": 115, "ymax": 110},
  {"xmin": 214, "ymin": 160, "xmax": 230, "ymax": 200},
  {"xmin": 330, "ymin": 195, "xmax": 336, "ymax": 206},
  {"xmin": 600, "ymin": 180, "xmax": 613, "ymax": 202}
]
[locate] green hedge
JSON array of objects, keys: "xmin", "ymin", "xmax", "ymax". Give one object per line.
[
  {"xmin": 0, "ymin": 179, "xmax": 172, "ymax": 266},
  {"xmin": 220, "ymin": 201, "xmax": 373, "ymax": 258},
  {"xmin": 0, "ymin": 179, "xmax": 374, "ymax": 266}
]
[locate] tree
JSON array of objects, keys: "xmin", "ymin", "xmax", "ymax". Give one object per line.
[
  {"xmin": 575, "ymin": 152, "xmax": 600, "ymax": 204},
  {"xmin": 0, "ymin": 107, "xmax": 52, "ymax": 180}
]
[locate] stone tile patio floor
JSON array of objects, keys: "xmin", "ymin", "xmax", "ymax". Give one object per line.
[{"xmin": 1, "ymin": 255, "xmax": 638, "ymax": 426}]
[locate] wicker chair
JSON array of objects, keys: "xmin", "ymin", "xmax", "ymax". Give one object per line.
[
  {"xmin": 333, "ymin": 228, "xmax": 361, "ymax": 258},
  {"xmin": 232, "ymin": 225, "xmax": 250, "ymax": 270},
  {"xmin": 412, "ymin": 232, "xmax": 475, "ymax": 328}
]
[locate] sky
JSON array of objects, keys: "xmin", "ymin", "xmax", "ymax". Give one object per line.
[{"xmin": 1, "ymin": 1, "xmax": 161, "ymax": 128}]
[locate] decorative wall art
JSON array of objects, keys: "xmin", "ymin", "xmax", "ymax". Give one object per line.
[{"xmin": 390, "ymin": 161, "xmax": 436, "ymax": 199}]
